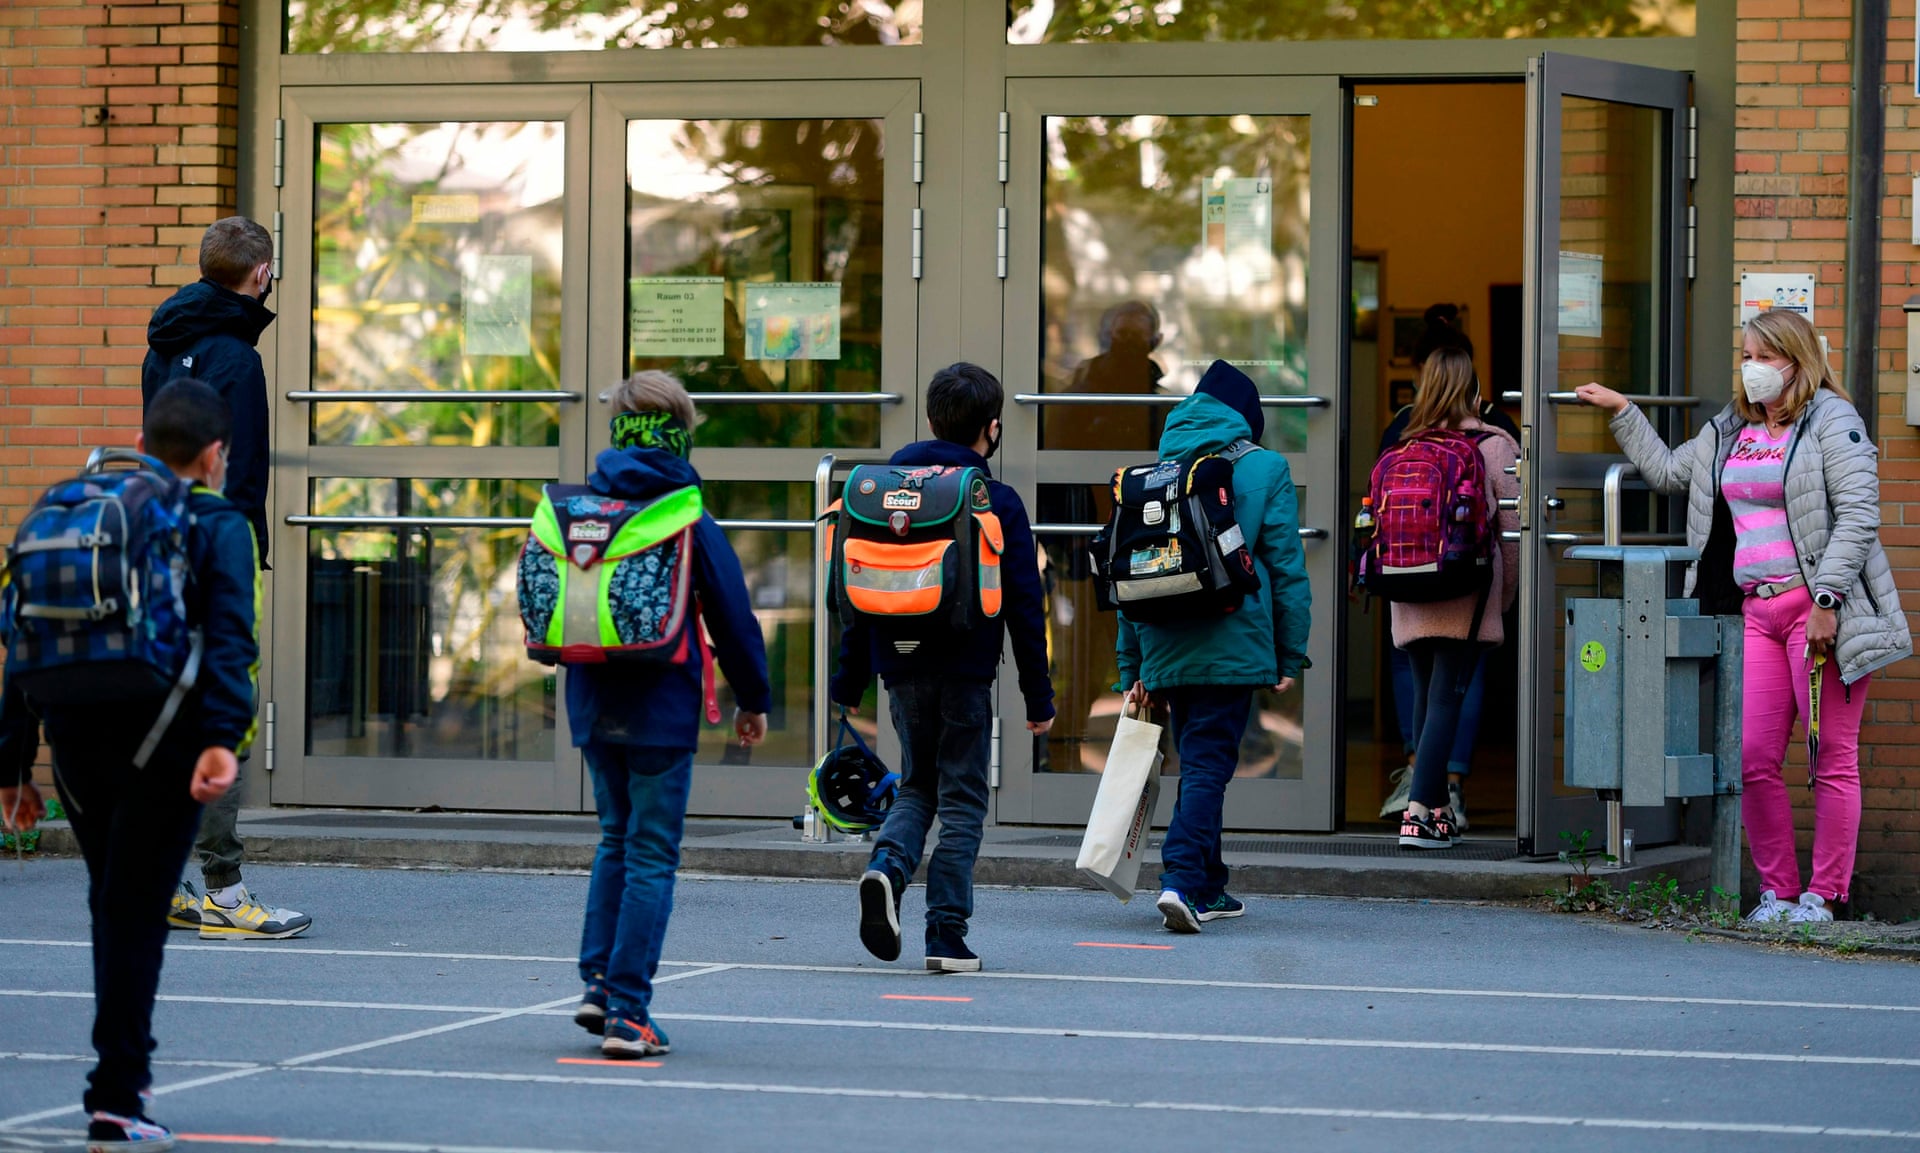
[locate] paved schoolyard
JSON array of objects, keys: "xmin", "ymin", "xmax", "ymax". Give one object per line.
[{"xmin": 2, "ymin": 861, "xmax": 1918, "ymax": 1152}]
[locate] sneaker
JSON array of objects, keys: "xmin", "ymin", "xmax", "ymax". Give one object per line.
[
  {"xmin": 1744, "ymin": 889, "xmax": 1794, "ymax": 924},
  {"xmin": 86, "ymin": 1110, "xmax": 174, "ymax": 1151},
  {"xmin": 1377, "ymin": 764, "xmax": 1412, "ymax": 818},
  {"xmin": 197, "ymin": 885, "xmax": 313, "ymax": 940},
  {"xmin": 1397, "ymin": 810, "xmax": 1452, "ymax": 850},
  {"xmin": 1430, "ymin": 808, "xmax": 1459, "ymax": 841},
  {"xmin": 601, "ymin": 1011, "xmax": 671, "ymax": 1059},
  {"xmin": 1446, "ymin": 782, "xmax": 1470, "ymax": 833},
  {"xmin": 857, "ymin": 867, "xmax": 903, "ymax": 962},
  {"xmin": 1155, "ymin": 889, "xmax": 1202, "ymax": 934},
  {"xmin": 1194, "ymin": 892, "xmax": 1245, "ymax": 923},
  {"xmin": 925, "ymin": 928, "xmax": 981, "ymax": 973},
  {"xmin": 166, "ymin": 881, "xmax": 200, "ymax": 931},
  {"xmin": 574, "ymin": 975, "xmax": 608, "ymax": 1036},
  {"xmin": 1786, "ymin": 892, "xmax": 1834, "ymax": 924}
]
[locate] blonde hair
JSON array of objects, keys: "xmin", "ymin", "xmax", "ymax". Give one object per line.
[
  {"xmin": 1739, "ymin": 310, "xmax": 1846, "ymax": 426},
  {"xmin": 599, "ymin": 370, "xmax": 696, "ymax": 427},
  {"xmin": 1402, "ymin": 347, "xmax": 1481, "ymax": 439}
]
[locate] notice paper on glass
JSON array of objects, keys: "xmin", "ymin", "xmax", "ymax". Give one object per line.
[
  {"xmin": 464, "ymin": 254, "xmax": 533, "ymax": 357},
  {"xmin": 630, "ymin": 276, "xmax": 725, "ymax": 356},
  {"xmin": 1739, "ymin": 272, "xmax": 1814, "ymax": 325},
  {"xmin": 1557, "ymin": 250, "xmax": 1604, "ymax": 338},
  {"xmin": 1203, "ymin": 177, "xmax": 1274, "ymax": 281},
  {"xmin": 744, "ymin": 282, "xmax": 841, "ymax": 361}
]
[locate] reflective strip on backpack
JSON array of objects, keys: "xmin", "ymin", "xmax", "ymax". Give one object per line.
[
  {"xmin": 842, "ymin": 538, "xmax": 950, "ymax": 616},
  {"xmin": 1115, "ymin": 572, "xmax": 1205, "ymax": 601},
  {"xmin": 11, "ymin": 531, "xmax": 112, "ymax": 556}
]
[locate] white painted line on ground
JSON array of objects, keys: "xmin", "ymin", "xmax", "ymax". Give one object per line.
[
  {"xmin": 3, "ymin": 1128, "xmax": 617, "ymax": 1153},
  {"xmin": 278, "ymin": 1065, "xmax": 1920, "ymax": 1140},
  {"xmin": 649, "ymin": 1011, "xmax": 1920, "ymax": 1068},
  {"xmin": 0, "ymin": 1052, "xmax": 256, "ymax": 1070},
  {"xmin": 0, "ymin": 990, "xmax": 514, "ymax": 1014},
  {"xmin": 8, "ymin": 937, "xmax": 1920, "ymax": 1015}
]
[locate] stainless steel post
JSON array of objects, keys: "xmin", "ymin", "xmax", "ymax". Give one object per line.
[
  {"xmin": 1601, "ymin": 462, "xmax": 1636, "ymax": 867},
  {"xmin": 1712, "ymin": 614, "xmax": 1746, "ymax": 913},
  {"xmin": 812, "ymin": 452, "xmax": 837, "ymax": 769}
]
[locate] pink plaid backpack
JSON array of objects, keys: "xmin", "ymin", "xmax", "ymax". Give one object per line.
[{"xmin": 1358, "ymin": 429, "xmax": 1494, "ymax": 605}]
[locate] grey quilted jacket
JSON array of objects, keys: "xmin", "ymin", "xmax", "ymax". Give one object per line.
[{"xmin": 1609, "ymin": 390, "xmax": 1911, "ymax": 685}]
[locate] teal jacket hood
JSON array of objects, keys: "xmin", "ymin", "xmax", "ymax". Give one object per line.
[{"xmin": 1115, "ymin": 392, "xmax": 1314, "ymax": 690}]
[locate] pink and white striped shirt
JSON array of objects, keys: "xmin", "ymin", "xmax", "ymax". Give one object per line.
[{"xmin": 1723, "ymin": 423, "xmax": 1799, "ymax": 593}]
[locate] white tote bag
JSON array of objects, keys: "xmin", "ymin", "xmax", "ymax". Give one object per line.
[{"xmin": 1075, "ymin": 706, "xmax": 1164, "ymax": 902}]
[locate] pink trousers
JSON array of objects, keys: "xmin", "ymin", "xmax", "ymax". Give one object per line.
[{"xmin": 1741, "ymin": 586, "xmax": 1869, "ymax": 902}]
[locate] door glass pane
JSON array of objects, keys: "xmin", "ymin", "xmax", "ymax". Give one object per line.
[
  {"xmin": 288, "ymin": 1, "xmax": 923, "ymax": 53},
  {"xmin": 305, "ymin": 477, "xmax": 554, "ymax": 761},
  {"xmin": 1008, "ymin": 2, "xmax": 1694, "ymax": 43},
  {"xmin": 1034, "ymin": 486, "xmax": 1304, "ymax": 780},
  {"xmin": 1039, "ymin": 114, "xmax": 1312, "ymax": 457},
  {"xmin": 1554, "ymin": 96, "xmax": 1664, "ymax": 454},
  {"xmin": 313, "ymin": 121, "xmax": 565, "ymax": 447},
  {"xmin": 625, "ymin": 118, "xmax": 886, "ymax": 449}
]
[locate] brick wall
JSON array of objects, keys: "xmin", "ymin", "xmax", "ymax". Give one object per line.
[{"xmin": 1738, "ymin": 0, "xmax": 1920, "ymax": 918}]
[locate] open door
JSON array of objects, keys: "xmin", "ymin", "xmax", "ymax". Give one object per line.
[{"xmin": 1517, "ymin": 53, "xmax": 1695, "ymax": 856}]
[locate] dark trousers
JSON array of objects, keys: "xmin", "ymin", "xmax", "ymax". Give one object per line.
[
  {"xmin": 49, "ymin": 739, "xmax": 202, "ymax": 1117},
  {"xmin": 1156, "ymin": 686, "xmax": 1254, "ymax": 899},
  {"xmin": 579, "ymin": 743, "xmax": 692, "ymax": 1016},
  {"xmin": 1407, "ymin": 638, "xmax": 1482, "ymax": 811},
  {"xmin": 193, "ymin": 765, "xmax": 244, "ymax": 889},
  {"xmin": 871, "ymin": 676, "xmax": 993, "ymax": 938}
]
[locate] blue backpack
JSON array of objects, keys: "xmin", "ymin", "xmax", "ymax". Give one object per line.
[{"xmin": 1, "ymin": 450, "xmax": 203, "ymax": 767}]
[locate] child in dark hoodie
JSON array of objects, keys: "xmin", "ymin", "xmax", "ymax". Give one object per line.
[
  {"xmin": 568, "ymin": 371, "xmax": 772, "ymax": 1058},
  {"xmin": 833, "ymin": 362, "xmax": 1055, "ymax": 973}
]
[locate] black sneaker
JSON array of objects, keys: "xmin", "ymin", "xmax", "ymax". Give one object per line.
[
  {"xmin": 1431, "ymin": 809, "xmax": 1460, "ymax": 842},
  {"xmin": 925, "ymin": 928, "xmax": 981, "ymax": 973},
  {"xmin": 858, "ymin": 867, "xmax": 903, "ymax": 962},
  {"xmin": 86, "ymin": 1110, "xmax": 174, "ymax": 1150},
  {"xmin": 574, "ymin": 973, "xmax": 608, "ymax": 1036},
  {"xmin": 1398, "ymin": 810, "xmax": 1452, "ymax": 850},
  {"xmin": 1155, "ymin": 889, "xmax": 1202, "ymax": 933},
  {"xmin": 1195, "ymin": 892, "xmax": 1245, "ymax": 922}
]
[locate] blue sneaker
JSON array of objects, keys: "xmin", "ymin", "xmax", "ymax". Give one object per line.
[
  {"xmin": 1155, "ymin": 889, "xmax": 1202, "ymax": 934},
  {"xmin": 86, "ymin": 1110, "xmax": 174, "ymax": 1150},
  {"xmin": 575, "ymin": 974, "xmax": 608, "ymax": 1036},
  {"xmin": 1195, "ymin": 892, "xmax": 1245, "ymax": 923},
  {"xmin": 602, "ymin": 1011, "xmax": 671, "ymax": 1059},
  {"xmin": 925, "ymin": 927, "xmax": 981, "ymax": 973}
]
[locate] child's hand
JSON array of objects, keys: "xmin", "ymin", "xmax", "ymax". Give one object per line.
[
  {"xmin": 1026, "ymin": 717, "xmax": 1054, "ymax": 735},
  {"xmin": 1, "ymin": 783, "xmax": 44, "ymax": 833},
  {"xmin": 191, "ymin": 747, "xmax": 238, "ymax": 803},
  {"xmin": 734, "ymin": 710, "xmax": 768, "ymax": 747},
  {"xmin": 1123, "ymin": 680, "xmax": 1150, "ymax": 715},
  {"xmin": 1273, "ymin": 677, "xmax": 1296, "ymax": 695}
]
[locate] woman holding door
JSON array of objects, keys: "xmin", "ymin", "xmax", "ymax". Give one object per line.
[{"xmin": 1576, "ymin": 310, "xmax": 1911, "ymax": 924}]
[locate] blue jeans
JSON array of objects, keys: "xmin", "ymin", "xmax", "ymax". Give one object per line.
[
  {"xmin": 1156, "ymin": 686, "xmax": 1254, "ymax": 899},
  {"xmin": 1389, "ymin": 643, "xmax": 1486, "ymax": 775},
  {"xmin": 579, "ymin": 743, "xmax": 692, "ymax": 1015},
  {"xmin": 1407, "ymin": 639, "xmax": 1481, "ymax": 811},
  {"xmin": 870, "ymin": 676, "xmax": 992, "ymax": 938}
]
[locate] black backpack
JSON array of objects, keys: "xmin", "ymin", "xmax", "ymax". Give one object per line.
[{"xmin": 1088, "ymin": 441, "xmax": 1263, "ymax": 624}]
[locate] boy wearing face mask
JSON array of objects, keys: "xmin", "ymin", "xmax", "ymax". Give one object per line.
[
  {"xmin": 1576, "ymin": 309, "xmax": 1910, "ymax": 925},
  {"xmin": 835, "ymin": 362, "xmax": 1055, "ymax": 973}
]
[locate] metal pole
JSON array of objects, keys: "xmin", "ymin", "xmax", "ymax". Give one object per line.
[
  {"xmin": 1712, "ymin": 615, "xmax": 1746, "ymax": 914},
  {"xmin": 1845, "ymin": 0, "xmax": 1888, "ymax": 441},
  {"xmin": 811, "ymin": 453, "xmax": 837, "ymax": 769},
  {"xmin": 1601, "ymin": 461, "xmax": 1636, "ymax": 865}
]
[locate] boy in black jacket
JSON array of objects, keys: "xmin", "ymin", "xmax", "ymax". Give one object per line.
[
  {"xmin": 833, "ymin": 363, "xmax": 1055, "ymax": 972},
  {"xmin": 0, "ymin": 379, "xmax": 260, "ymax": 1151}
]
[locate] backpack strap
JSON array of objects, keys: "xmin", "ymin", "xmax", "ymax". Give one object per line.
[
  {"xmin": 131, "ymin": 628, "xmax": 202, "ymax": 770},
  {"xmin": 694, "ymin": 599, "xmax": 720, "ymax": 725},
  {"xmin": 1219, "ymin": 438, "xmax": 1262, "ymax": 463}
]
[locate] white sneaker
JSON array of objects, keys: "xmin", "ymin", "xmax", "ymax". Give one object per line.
[
  {"xmin": 1378, "ymin": 765, "xmax": 1412, "ymax": 818},
  {"xmin": 1786, "ymin": 892, "xmax": 1834, "ymax": 924},
  {"xmin": 1446, "ymin": 782, "xmax": 1470, "ymax": 833},
  {"xmin": 1744, "ymin": 890, "xmax": 1794, "ymax": 924}
]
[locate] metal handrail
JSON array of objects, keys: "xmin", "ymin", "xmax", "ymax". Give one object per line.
[
  {"xmin": 694, "ymin": 392, "xmax": 903, "ymax": 405},
  {"xmin": 1032, "ymin": 523, "xmax": 1327, "ymax": 541},
  {"xmin": 287, "ymin": 390, "xmax": 581, "ymax": 403},
  {"xmin": 1014, "ymin": 392, "xmax": 1329, "ymax": 408},
  {"xmin": 288, "ymin": 514, "xmax": 814, "ymax": 532},
  {"xmin": 812, "ymin": 452, "xmax": 837, "ymax": 769},
  {"xmin": 1603, "ymin": 461, "xmax": 1638, "ymax": 547},
  {"xmin": 1502, "ymin": 528, "xmax": 1685, "ymax": 546},
  {"xmin": 1500, "ymin": 390, "xmax": 1702, "ymax": 408}
]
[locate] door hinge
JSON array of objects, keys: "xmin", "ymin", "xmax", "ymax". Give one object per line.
[
  {"xmin": 1686, "ymin": 204, "xmax": 1697, "ymax": 281},
  {"xmin": 990, "ymin": 716, "xmax": 1002, "ymax": 789},
  {"xmin": 997, "ymin": 110, "xmax": 1009, "ymax": 184},
  {"xmin": 995, "ymin": 206, "xmax": 1008, "ymax": 279},
  {"xmin": 1687, "ymin": 105, "xmax": 1698, "ymax": 183},
  {"xmin": 912, "ymin": 111, "xmax": 924, "ymax": 184},
  {"xmin": 270, "ymin": 210, "xmax": 283, "ymax": 280},
  {"xmin": 273, "ymin": 118, "xmax": 285, "ymax": 189},
  {"xmin": 911, "ymin": 207, "xmax": 924, "ymax": 280},
  {"xmin": 263, "ymin": 701, "xmax": 276, "ymax": 772}
]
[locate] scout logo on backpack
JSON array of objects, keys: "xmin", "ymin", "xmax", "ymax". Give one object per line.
[
  {"xmin": 1087, "ymin": 440, "xmax": 1263, "ymax": 624},
  {"xmin": 0, "ymin": 450, "xmax": 204, "ymax": 769},
  {"xmin": 1358, "ymin": 429, "xmax": 1494, "ymax": 604},
  {"xmin": 517, "ymin": 484, "xmax": 703, "ymax": 666},
  {"xmin": 825, "ymin": 464, "xmax": 1004, "ymax": 634}
]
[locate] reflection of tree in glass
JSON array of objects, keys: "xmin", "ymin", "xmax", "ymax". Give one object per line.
[
  {"xmin": 1009, "ymin": 0, "xmax": 1693, "ymax": 43},
  {"xmin": 287, "ymin": 0, "xmax": 921, "ymax": 54}
]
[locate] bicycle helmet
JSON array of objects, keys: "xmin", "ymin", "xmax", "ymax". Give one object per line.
[{"xmin": 807, "ymin": 714, "xmax": 898, "ymax": 833}]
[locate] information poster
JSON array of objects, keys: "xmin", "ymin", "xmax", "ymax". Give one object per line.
[
  {"xmin": 1202, "ymin": 177, "xmax": 1274, "ymax": 281},
  {"xmin": 1557, "ymin": 250, "xmax": 1604, "ymax": 338},
  {"xmin": 464, "ymin": 254, "xmax": 532, "ymax": 357},
  {"xmin": 744, "ymin": 282, "xmax": 841, "ymax": 361},
  {"xmin": 1739, "ymin": 272, "xmax": 1814, "ymax": 325},
  {"xmin": 413, "ymin": 194, "xmax": 480, "ymax": 225},
  {"xmin": 629, "ymin": 276, "xmax": 724, "ymax": 356}
]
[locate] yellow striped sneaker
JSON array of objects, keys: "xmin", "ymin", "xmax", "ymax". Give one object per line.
[
  {"xmin": 167, "ymin": 881, "xmax": 202, "ymax": 930},
  {"xmin": 198, "ymin": 885, "xmax": 313, "ymax": 940}
]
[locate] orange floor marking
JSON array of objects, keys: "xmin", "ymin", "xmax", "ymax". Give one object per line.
[
  {"xmin": 882, "ymin": 994, "xmax": 974, "ymax": 1002},
  {"xmin": 1074, "ymin": 941, "xmax": 1173, "ymax": 950},
  {"xmin": 556, "ymin": 1057, "xmax": 664, "ymax": 1068}
]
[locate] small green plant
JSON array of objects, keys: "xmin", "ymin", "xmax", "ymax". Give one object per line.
[{"xmin": 1557, "ymin": 828, "xmax": 1616, "ymax": 881}]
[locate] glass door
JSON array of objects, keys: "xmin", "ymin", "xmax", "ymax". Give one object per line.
[
  {"xmin": 1519, "ymin": 53, "xmax": 1693, "ymax": 855},
  {"xmin": 590, "ymin": 81, "xmax": 921, "ymax": 817},
  {"xmin": 997, "ymin": 78, "xmax": 1345, "ymax": 831},
  {"xmin": 273, "ymin": 85, "xmax": 592, "ymax": 810}
]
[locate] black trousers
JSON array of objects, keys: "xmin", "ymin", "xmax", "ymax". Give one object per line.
[{"xmin": 48, "ymin": 729, "xmax": 202, "ymax": 1117}]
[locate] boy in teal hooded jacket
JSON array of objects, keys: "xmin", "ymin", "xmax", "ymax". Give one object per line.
[{"xmin": 1118, "ymin": 360, "xmax": 1311, "ymax": 932}]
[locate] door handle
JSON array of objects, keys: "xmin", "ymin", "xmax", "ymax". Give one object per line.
[{"xmin": 1545, "ymin": 496, "xmax": 1566, "ymax": 511}]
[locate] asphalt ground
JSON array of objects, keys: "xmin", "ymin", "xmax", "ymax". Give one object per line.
[{"xmin": 2, "ymin": 861, "xmax": 1918, "ymax": 1152}]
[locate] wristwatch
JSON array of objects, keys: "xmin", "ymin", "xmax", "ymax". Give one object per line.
[{"xmin": 1813, "ymin": 588, "xmax": 1843, "ymax": 611}]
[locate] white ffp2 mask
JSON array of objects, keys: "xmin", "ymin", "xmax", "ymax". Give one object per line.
[{"xmin": 1741, "ymin": 361, "xmax": 1789, "ymax": 406}]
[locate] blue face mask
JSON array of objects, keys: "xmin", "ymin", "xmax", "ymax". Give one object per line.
[{"xmin": 610, "ymin": 411, "xmax": 692, "ymax": 458}]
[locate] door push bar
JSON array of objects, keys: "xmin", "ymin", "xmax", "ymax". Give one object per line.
[
  {"xmin": 1499, "ymin": 390, "xmax": 1702, "ymax": 408},
  {"xmin": 1033, "ymin": 523, "xmax": 1326, "ymax": 540},
  {"xmin": 1014, "ymin": 392, "xmax": 1329, "ymax": 408},
  {"xmin": 288, "ymin": 514, "xmax": 813, "ymax": 531},
  {"xmin": 287, "ymin": 390, "xmax": 583, "ymax": 403}
]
